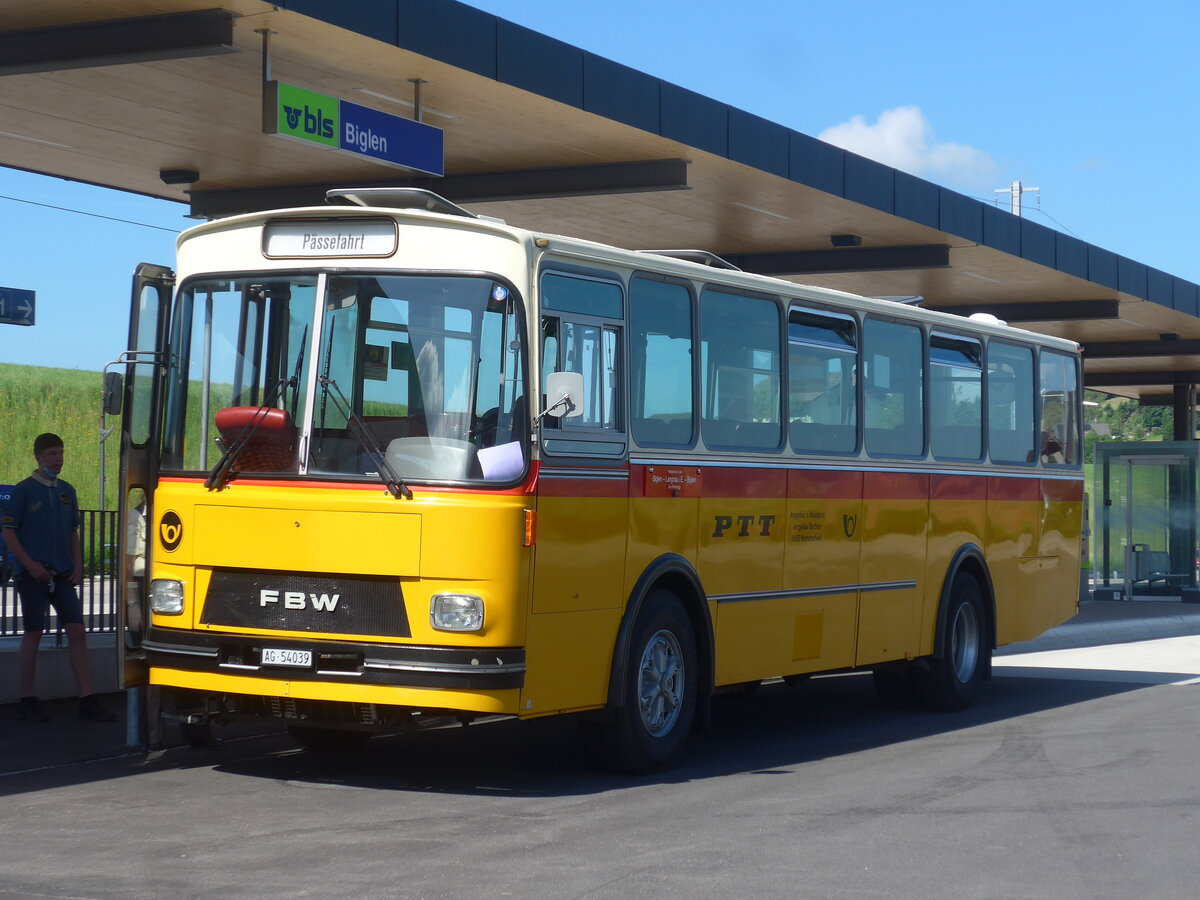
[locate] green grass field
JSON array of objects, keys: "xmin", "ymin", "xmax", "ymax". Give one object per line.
[{"xmin": 0, "ymin": 363, "xmax": 120, "ymax": 511}]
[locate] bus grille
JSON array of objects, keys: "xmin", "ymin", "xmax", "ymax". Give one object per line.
[{"xmin": 200, "ymin": 568, "xmax": 410, "ymax": 637}]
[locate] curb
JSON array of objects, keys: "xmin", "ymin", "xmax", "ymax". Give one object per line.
[{"xmin": 995, "ymin": 600, "xmax": 1200, "ymax": 655}]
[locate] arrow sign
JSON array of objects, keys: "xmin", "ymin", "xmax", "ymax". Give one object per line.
[{"xmin": 0, "ymin": 286, "xmax": 35, "ymax": 326}]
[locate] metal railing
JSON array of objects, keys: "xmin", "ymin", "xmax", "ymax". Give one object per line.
[{"xmin": 0, "ymin": 509, "xmax": 119, "ymax": 640}]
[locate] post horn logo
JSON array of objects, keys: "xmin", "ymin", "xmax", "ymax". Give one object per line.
[
  {"xmin": 160, "ymin": 511, "xmax": 184, "ymax": 552},
  {"xmin": 842, "ymin": 514, "xmax": 857, "ymax": 538}
]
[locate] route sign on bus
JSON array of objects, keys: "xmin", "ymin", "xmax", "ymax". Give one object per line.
[{"xmin": 0, "ymin": 286, "xmax": 35, "ymax": 326}]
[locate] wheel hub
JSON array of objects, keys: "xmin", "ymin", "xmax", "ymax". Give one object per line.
[{"xmin": 638, "ymin": 628, "xmax": 684, "ymax": 738}]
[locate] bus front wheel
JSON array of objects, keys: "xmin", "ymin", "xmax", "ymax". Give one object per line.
[
  {"xmin": 918, "ymin": 573, "xmax": 988, "ymax": 711},
  {"xmin": 607, "ymin": 590, "xmax": 698, "ymax": 774}
]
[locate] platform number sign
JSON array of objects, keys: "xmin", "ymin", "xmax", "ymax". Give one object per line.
[{"xmin": 0, "ymin": 286, "xmax": 35, "ymax": 326}]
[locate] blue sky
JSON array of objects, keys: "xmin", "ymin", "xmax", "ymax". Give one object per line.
[{"xmin": 2, "ymin": 0, "xmax": 1197, "ymax": 371}]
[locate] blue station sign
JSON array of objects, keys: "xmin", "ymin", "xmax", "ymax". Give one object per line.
[
  {"xmin": 0, "ymin": 286, "xmax": 35, "ymax": 327},
  {"xmin": 264, "ymin": 81, "xmax": 444, "ymax": 177}
]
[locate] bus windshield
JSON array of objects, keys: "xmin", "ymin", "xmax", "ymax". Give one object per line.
[
  {"xmin": 309, "ymin": 274, "xmax": 526, "ymax": 483},
  {"xmin": 160, "ymin": 273, "xmax": 527, "ymax": 486},
  {"xmin": 161, "ymin": 276, "xmax": 316, "ymax": 474}
]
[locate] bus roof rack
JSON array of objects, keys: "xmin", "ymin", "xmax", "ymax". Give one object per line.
[
  {"xmin": 326, "ymin": 187, "xmax": 477, "ymax": 219},
  {"xmin": 636, "ymin": 249, "xmax": 742, "ymax": 271}
]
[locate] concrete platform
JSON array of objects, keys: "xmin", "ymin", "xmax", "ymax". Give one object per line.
[
  {"xmin": 994, "ymin": 598, "xmax": 1200, "ymax": 654},
  {"xmin": 0, "ymin": 632, "xmax": 118, "ymax": 706}
]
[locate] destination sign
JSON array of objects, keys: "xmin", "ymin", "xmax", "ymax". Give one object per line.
[
  {"xmin": 264, "ymin": 81, "xmax": 444, "ymax": 176},
  {"xmin": 0, "ymin": 286, "xmax": 35, "ymax": 326},
  {"xmin": 262, "ymin": 218, "xmax": 399, "ymax": 258}
]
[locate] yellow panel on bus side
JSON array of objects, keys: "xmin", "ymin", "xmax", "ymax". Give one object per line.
[
  {"xmin": 1036, "ymin": 477, "xmax": 1083, "ymax": 638},
  {"xmin": 986, "ymin": 475, "xmax": 1043, "ymax": 646},
  {"xmin": 625, "ymin": 467, "xmax": 702, "ymax": 618},
  {"xmin": 921, "ymin": 474, "xmax": 989, "ymax": 655},
  {"xmin": 856, "ymin": 471, "xmax": 929, "ymax": 666},
  {"xmin": 531, "ymin": 479, "xmax": 628, "ymax": 614},
  {"xmin": 778, "ymin": 468, "xmax": 861, "ymax": 676},
  {"xmin": 702, "ymin": 467, "xmax": 786, "ymax": 684},
  {"xmin": 520, "ymin": 469, "xmax": 629, "ymax": 715},
  {"xmin": 519, "ymin": 608, "xmax": 622, "ymax": 716},
  {"xmin": 698, "ymin": 467, "xmax": 786, "ymax": 598}
]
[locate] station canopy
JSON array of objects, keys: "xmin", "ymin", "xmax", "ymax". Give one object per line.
[{"xmin": 3, "ymin": 0, "xmax": 1199, "ymax": 404}]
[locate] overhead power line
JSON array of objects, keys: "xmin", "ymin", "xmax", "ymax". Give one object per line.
[{"xmin": 0, "ymin": 192, "xmax": 182, "ymax": 233}]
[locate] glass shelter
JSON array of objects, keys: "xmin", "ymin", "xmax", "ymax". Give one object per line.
[{"xmin": 1092, "ymin": 441, "xmax": 1200, "ymax": 600}]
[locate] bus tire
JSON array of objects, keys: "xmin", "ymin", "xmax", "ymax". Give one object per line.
[
  {"xmin": 607, "ymin": 590, "xmax": 698, "ymax": 774},
  {"xmin": 288, "ymin": 725, "xmax": 372, "ymax": 753},
  {"xmin": 918, "ymin": 572, "xmax": 988, "ymax": 711}
]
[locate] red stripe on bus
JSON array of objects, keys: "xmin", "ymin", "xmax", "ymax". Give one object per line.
[
  {"xmin": 863, "ymin": 470, "xmax": 930, "ymax": 501},
  {"xmin": 154, "ymin": 474, "xmax": 537, "ymax": 496},
  {"xmin": 157, "ymin": 467, "xmax": 1080, "ymax": 503},
  {"xmin": 788, "ymin": 468, "xmax": 863, "ymax": 499},
  {"xmin": 987, "ymin": 476, "xmax": 1041, "ymax": 502},
  {"xmin": 699, "ymin": 466, "xmax": 788, "ymax": 498},
  {"xmin": 535, "ymin": 470, "xmax": 631, "ymax": 498},
  {"xmin": 1042, "ymin": 478, "xmax": 1084, "ymax": 502},
  {"xmin": 931, "ymin": 473, "xmax": 988, "ymax": 501}
]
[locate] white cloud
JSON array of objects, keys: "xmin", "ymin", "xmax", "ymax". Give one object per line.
[{"xmin": 818, "ymin": 106, "xmax": 998, "ymax": 191}]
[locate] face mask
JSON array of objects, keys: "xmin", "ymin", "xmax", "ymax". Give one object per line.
[{"xmin": 42, "ymin": 467, "xmax": 57, "ymax": 480}]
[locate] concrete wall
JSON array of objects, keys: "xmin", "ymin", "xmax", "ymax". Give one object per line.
[{"xmin": 0, "ymin": 634, "xmax": 118, "ymax": 704}]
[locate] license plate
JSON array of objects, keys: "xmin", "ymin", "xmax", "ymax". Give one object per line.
[{"xmin": 260, "ymin": 647, "xmax": 312, "ymax": 668}]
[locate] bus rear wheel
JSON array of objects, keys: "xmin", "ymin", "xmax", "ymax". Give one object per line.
[
  {"xmin": 918, "ymin": 573, "xmax": 988, "ymax": 711},
  {"xmin": 606, "ymin": 590, "xmax": 698, "ymax": 774}
]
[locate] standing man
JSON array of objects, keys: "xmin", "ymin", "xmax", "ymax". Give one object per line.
[{"xmin": 1, "ymin": 433, "xmax": 115, "ymax": 722}]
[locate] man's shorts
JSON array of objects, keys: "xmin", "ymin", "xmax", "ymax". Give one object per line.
[{"xmin": 14, "ymin": 572, "xmax": 84, "ymax": 632}]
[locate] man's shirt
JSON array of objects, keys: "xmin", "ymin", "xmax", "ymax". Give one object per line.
[{"xmin": 0, "ymin": 470, "xmax": 81, "ymax": 576}]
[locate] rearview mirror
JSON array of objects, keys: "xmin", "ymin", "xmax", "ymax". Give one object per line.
[
  {"xmin": 544, "ymin": 371, "xmax": 584, "ymax": 418},
  {"xmin": 103, "ymin": 371, "xmax": 123, "ymax": 416}
]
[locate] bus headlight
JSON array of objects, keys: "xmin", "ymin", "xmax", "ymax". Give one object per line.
[
  {"xmin": 430, "ymin": 593, "xmax": 484, "ymax": 632},
  {"xmin": 149, "ymin": 579, "xmax": 185, "ymax": 615}
]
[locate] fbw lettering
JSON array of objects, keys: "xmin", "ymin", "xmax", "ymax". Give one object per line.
[
  {"xmin": 712, "ymin": 515, "xmax": 777, "ymax": 538},
  {"xmin": 259, "ymin": 589, "xmax": 341, "ymax": 611},
  {"xmin": 283, "ymin": 104, "xmax": 334, "ymax": 139}
]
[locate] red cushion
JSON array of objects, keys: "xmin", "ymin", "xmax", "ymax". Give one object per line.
[{"xmin": 214, "ymin": 407, "xmax": 295, "ymax": 472}]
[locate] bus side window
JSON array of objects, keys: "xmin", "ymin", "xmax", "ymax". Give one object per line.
[
  {"xmin": 930, "ymin": 333, "xmax": 982, "ymax": 461},
  {"xmin": 630, "ymin": 276, "xmax": 695, "ymax": 447},
  {"xmin": 700, "ymin": 287, "xmax": 782, "ymax": 451},
  {"xmin": 539, "ymin": 271, "xmax": 625, "ymax": 456},
  {"xmin": 1039, "ymin": 350, "xmax": 1081, "ymax": 465},
  {"xmin": 987, "ymin": 342, "xmax": 1035, "ymax": 464},
  {"xmin": 864, "ymin": 318, "xmax": 924, "ymax": 458},
  {"xmin": 788, "ymin": 307, "xmax": 858, "ymax": 454}
]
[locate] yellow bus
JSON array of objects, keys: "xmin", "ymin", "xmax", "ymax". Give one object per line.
[{"xmin": 116, "ymin": 188, "xmax": 1083, "ymax": 772}]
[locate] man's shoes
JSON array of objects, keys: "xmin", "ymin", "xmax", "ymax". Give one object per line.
[
  {"xmin": 17, "ymin": 696, "xmax": 49, "ymax": 723},
  {"xmin": 78, "ymin": 694, "xmax": 116, "ymax": 722}
]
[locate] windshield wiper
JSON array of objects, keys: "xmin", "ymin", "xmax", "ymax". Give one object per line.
[
  {"xmin": 204, "ymin": 377, "xmax": 293, "ymax": 492},
  {"xmin": 316, "ymin": 376, "xmax": 412, "ymax": 500}
]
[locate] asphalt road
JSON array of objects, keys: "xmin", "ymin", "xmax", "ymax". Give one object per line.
[{"xmin": 2, "ymin": 639, "xmax": 1198, "ymax": 900}]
